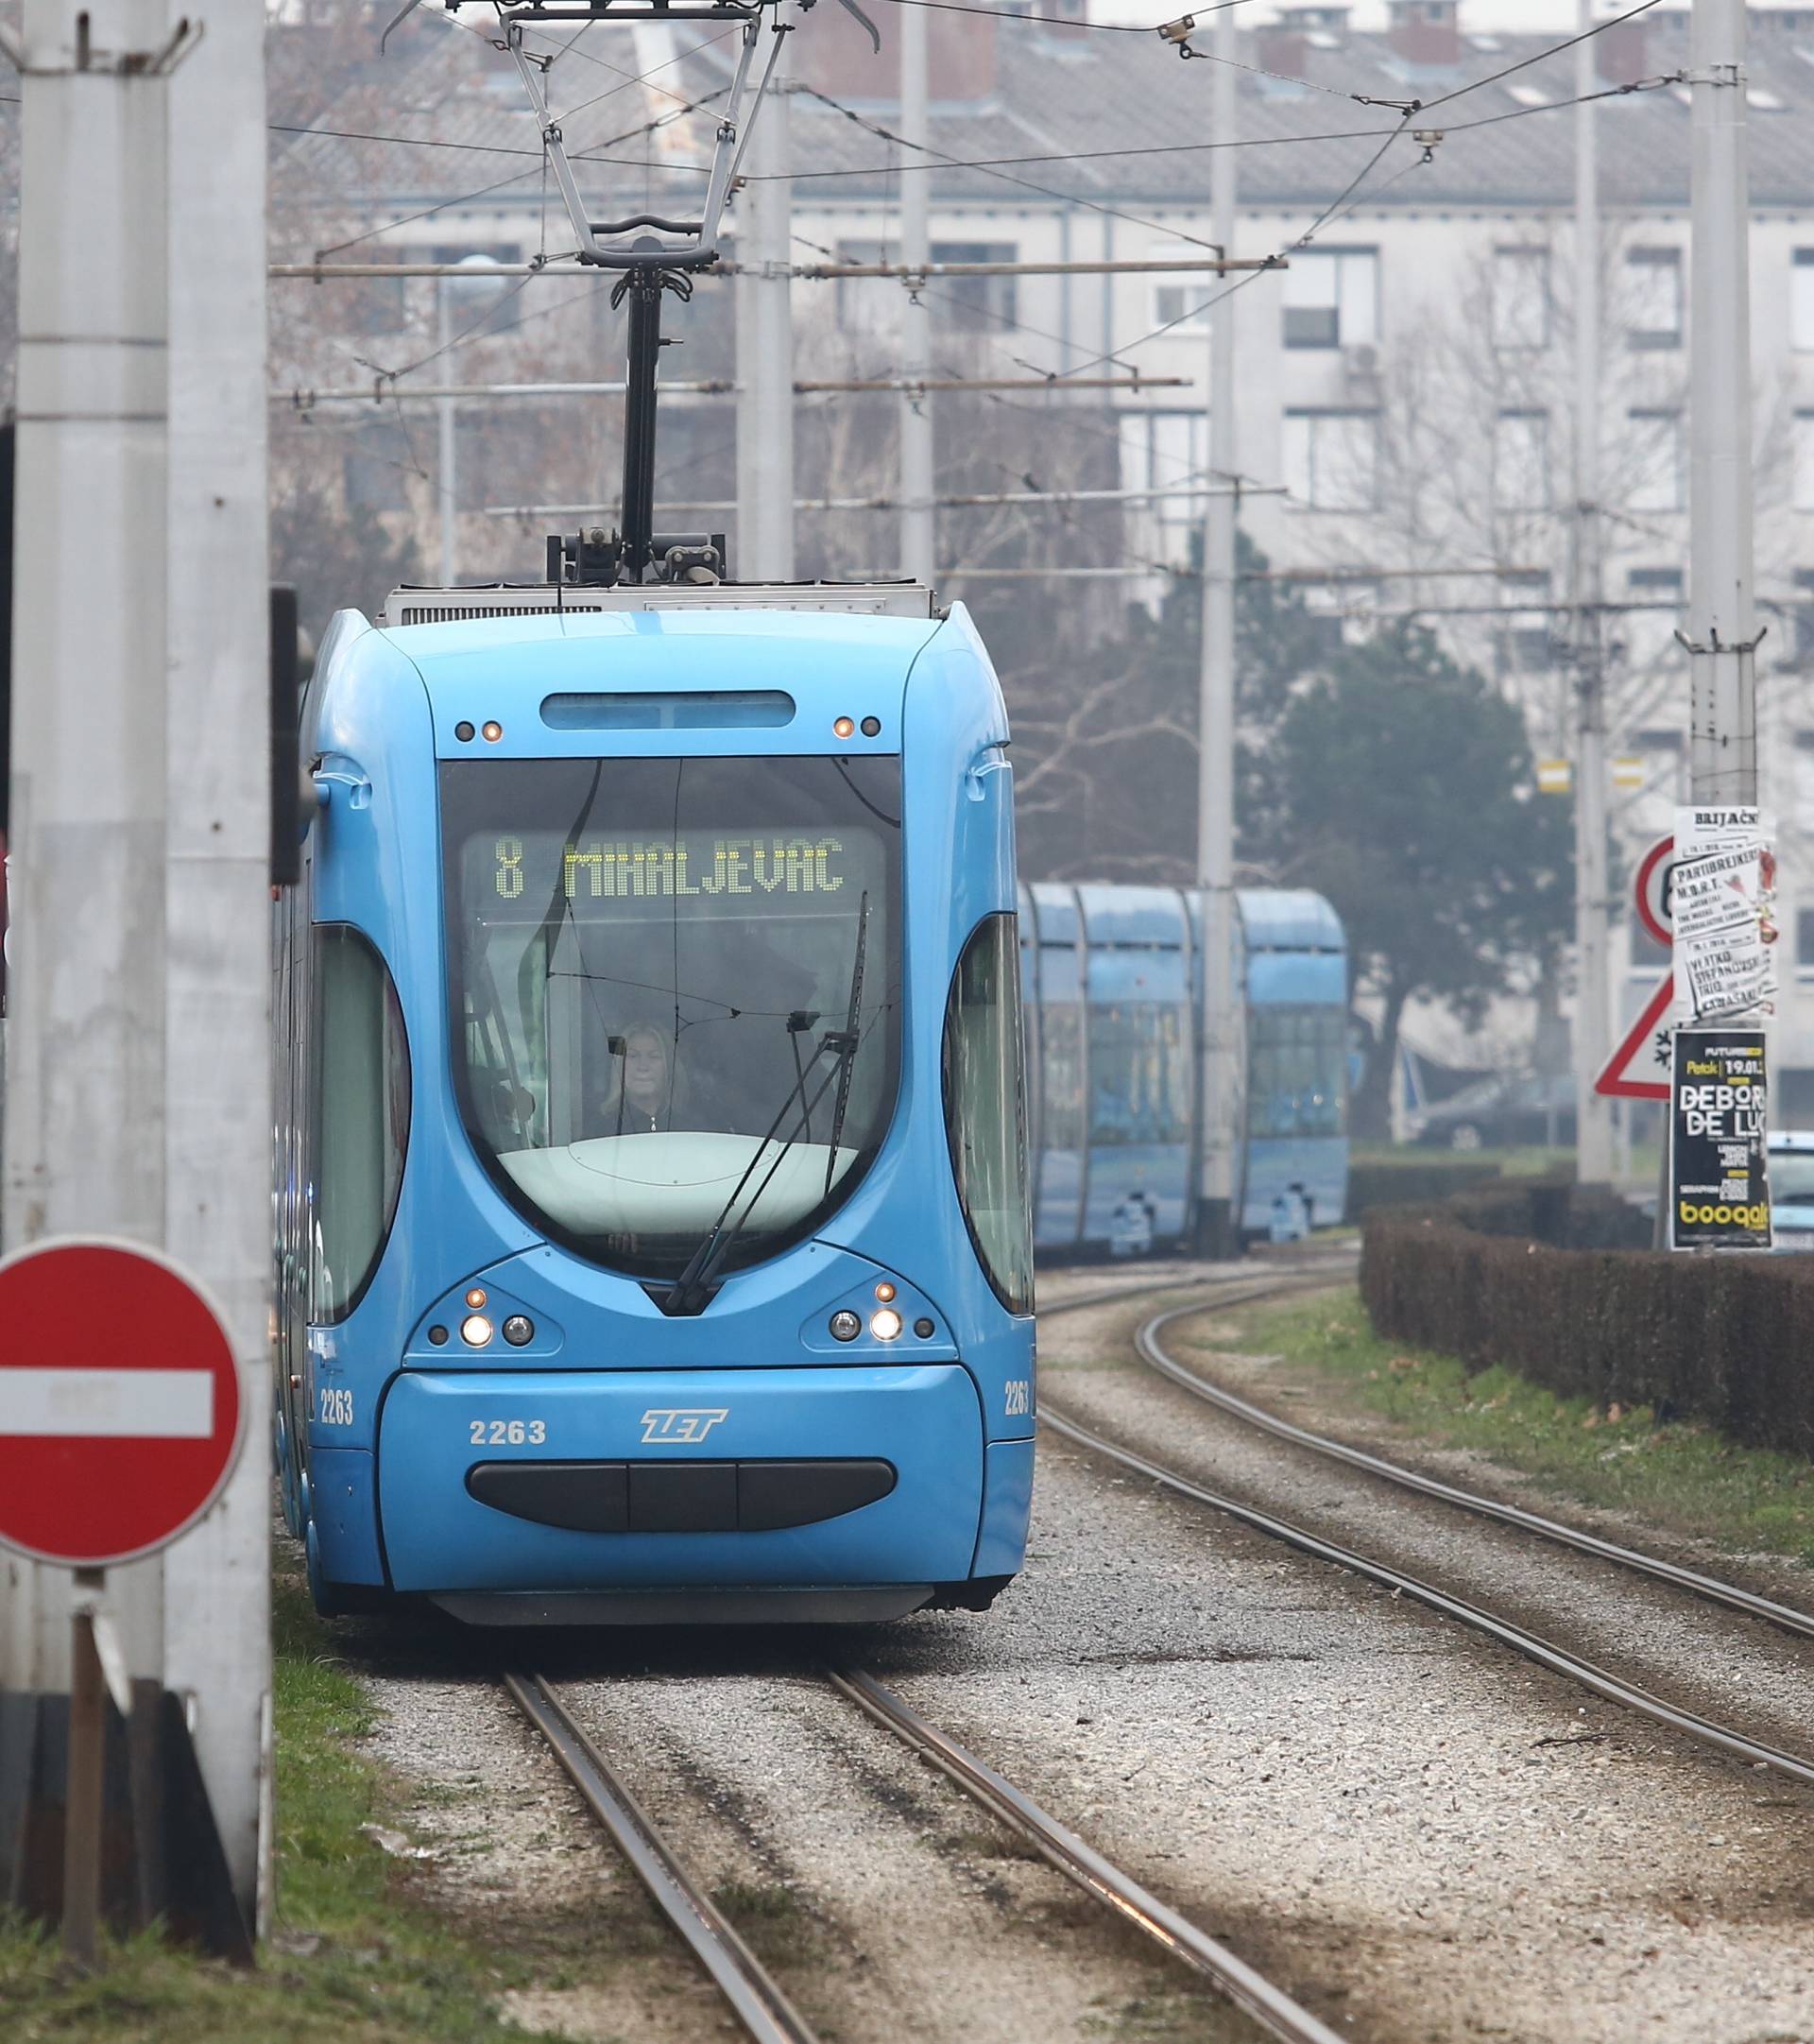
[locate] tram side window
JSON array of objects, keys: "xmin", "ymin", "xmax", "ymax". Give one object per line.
[
  {"xmin": 1039, "ymin": 999, "xmax": 1086, "ymax": 1153},
  {"xmin": 1247, "ymin": 1005, "xmax": 1348, "ymax": 1139},
  {"xmin": 944, "ymin": 915, "xmax": 1035, "ymax": 1315},
  {"xmin": 311, "ymin": 926, "xmax": 411, "ymax": 1322},
  {"xmin": 1088, "ymin": 998, "xmax": 1190, "ymax": 1147}
]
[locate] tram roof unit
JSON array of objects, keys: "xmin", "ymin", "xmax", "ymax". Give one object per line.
[{"xmin": 378, "ymin": 581, "xmax": 939, "ymax": 627}]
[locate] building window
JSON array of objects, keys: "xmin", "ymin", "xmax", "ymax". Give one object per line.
[
  {"xmin": 1633, "ymin": 725, "xmax": 1685, "ymax": 807},
  {"xmin": 1496, "ymin": 571, "xmax": 1554, "ymax": 675},
  {"xmin": 342, "ymin": 421, "xmax": 414, "ymax": 514},
  {"xmin": 1795, "ymin": 730, "xmax": 1814, "ymax": 827},
  {"xmin": 1794, "ymin": 570, "xmax": 1814, "ymax": 663},
  {"xmin": 1284, "ymin": 409, "xmax": 1378, "ymax": 510},
  {"xmin": 833, "ymin": 238, "xmax": 898, "ymax": 333},
  {"xmin": 1795, "ymin": 414, "xmax": 1814, "ymax": 513},
  {"xmin": 1493, "ymin": 410, "xmax": 1549, "ymax": 511},
  {"xmin": 1795, "ymin": 249, "xmax": 1814, "ymax": 352},
  {"xmin": 930, "ymin": 241, "xmax": 1018, "ymax": 332},
  {"xmin": 1628, "ymin": 566, "xmax": 1684, "ymax": 603},
  {"xmin": 1121, "ymin": 409, "xmax": 1209, "ymax": 556},
  {"xmin": 1493, "ymin": 246, "xmax": 1549, "ymax": 350},
  {"xmin": 1799, "ymin": 905, "xmax": 1814, "ymax": 971},
  {"xmin": 1149, "ymin": 241, "xmax": 1217, "ymax": 334},
  {"xmin": 1282, "ymin": 247, "xmax": 1378, "ymax": 350},
  {"xmin": 1627, "ymin": 409, "xmax": 1684, "ymax": 513},
  {"xmin": 1625, "ymin": 247, "xmax": 1683, "ymax": 350}
]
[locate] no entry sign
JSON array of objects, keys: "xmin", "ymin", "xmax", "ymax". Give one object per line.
[{"xmin": 0, "ymin": 1238, "xmax": 244, "ymax": 1566}]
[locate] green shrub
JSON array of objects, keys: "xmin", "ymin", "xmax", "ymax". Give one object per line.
[
  {"xmin": 1360, "ymin": 1214, "xmax": 1814, "ymax": 1461},
  {"xmin": 1346, "ymin": 1156, "xmax": 1503, "ymax": 1220}
]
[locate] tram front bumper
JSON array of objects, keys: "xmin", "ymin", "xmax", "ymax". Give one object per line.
[{"xmin": 377, "ymin": 1363, "xmax": 985, "ymax": 1594}]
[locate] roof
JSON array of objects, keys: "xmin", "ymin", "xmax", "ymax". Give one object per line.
[
  {"xmin": 268, "ymin": 11, "xmax": 1814, "ymax": 233},
  {"xmin": 1239, "ymin": 889, "xmax": 1345, "ymax": 953}
]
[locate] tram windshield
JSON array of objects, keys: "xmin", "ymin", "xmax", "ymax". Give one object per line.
[{"xmin": 441, "ymin": 754, "xmax": 902, "ymax": 1282}]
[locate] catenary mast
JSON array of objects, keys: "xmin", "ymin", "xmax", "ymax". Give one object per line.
[
  {"xmin": 1194, "ymin": 1, "xmax": 1241, "ymax": 1256},
  {"xmin": 1572, "ymin": 0, "xmax": 1614, "ymax": 1186}
]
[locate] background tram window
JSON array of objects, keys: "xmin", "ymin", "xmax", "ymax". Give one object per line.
[
  {"xmin": 1087, "ymin": 997, "xmax": 1189, "ymax": 1147},
  {"xmin": 310, "ymin": 926, "xmax": 410, "ymax": 1324},
  {"xmin": 1797, "ymin": 906, "xmax": 1814, "ymax": 977},
  {"xmin": 1247, "ymin": 1006, "xmax": 1347, "ymax": 1140},
  {"xmin": 1037, "ymin": 999, "xmax": 1086, "ymax": 1155}
]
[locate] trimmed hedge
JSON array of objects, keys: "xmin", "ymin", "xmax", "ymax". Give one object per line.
[
  {"xmin": 1346, "ymin": 1156, "xmax": 1503, "ymax": 1221},
  {"xmin": 1360, "ymin": 1211, "xmax": 1814, "ymax": 1462}
]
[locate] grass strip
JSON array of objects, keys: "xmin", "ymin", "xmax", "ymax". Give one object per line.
[
  {"xmin": 1, "ymin": 1562, "xmax": 560, "ymax": 2043},
  {"xmin": 1209, "ymin": 1287, "xmax": 1814, "ymax": 1571}
]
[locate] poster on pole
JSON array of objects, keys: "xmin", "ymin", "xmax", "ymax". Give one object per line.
[
  {"xmin": 1671, "ymin": 806, "xmax": 1778, "ymax": 1024},
  {"xmin": 1669, "ymin": 1027, "xmax": 1771, "ymax": 1251}
]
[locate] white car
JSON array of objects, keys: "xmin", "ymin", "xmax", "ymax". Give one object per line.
[{"xmin": 1768, "ymin": 1131, "xmax": 1814, "ymax": 1251}]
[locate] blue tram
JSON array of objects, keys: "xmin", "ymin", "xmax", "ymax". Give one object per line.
[
  {"xmin": 275, "ymin": 582, "xmax": 1035, "ymax": 1623},
  {"xmin": 1017, "ymin": 882, "xmax": 1348, "ymax": 1256}
]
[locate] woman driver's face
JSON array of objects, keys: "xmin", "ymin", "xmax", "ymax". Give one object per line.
[{"xmin": 625, "ymin": 1035, "xmax": 667, "ymax": 1103}]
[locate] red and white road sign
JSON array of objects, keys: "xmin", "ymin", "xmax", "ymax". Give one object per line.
[
  {"xmin": 1634, "ymin": 833, "xmax": 1675, "ymax": 950},
  {"xmin": 1596, "ymin": 975, "xmax": 1674, "ymax": 1101},
  {"xmin": 0, "ymin": 1238, "xmax": 243, "ymax": 1567}
]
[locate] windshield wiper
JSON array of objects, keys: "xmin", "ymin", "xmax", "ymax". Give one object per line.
[
  {"xmin": 658, "ymin": 1029, "xmax": 850, "ymax": 1316},
  {"xmin": 825, "ymin": 892, "xmax": 869, "ymax": 1194},
  {"xmin": 659, "ymin": 895, "xmax": 872, "ymax": 1317}
]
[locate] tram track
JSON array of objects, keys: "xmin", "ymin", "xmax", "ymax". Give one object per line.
[
  {"xmin": 505, "ymin": 1671, "xmax": 821, "ymax": 2044},
  {"xmin": 1039, "ymin": 1263, "xmax": 1814, "ymax": 1792},
  {"xmin": 506, "ymin": 1650, "xmax": 1347, "ymax": 2044}
]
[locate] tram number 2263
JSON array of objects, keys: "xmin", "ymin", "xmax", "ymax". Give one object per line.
[
  {"xmin": 470, "ymin": 1417, "xmax": 549, "ymax": 1446},
  {"xmin": 1003, "ymin": 1380, "xmax": 1031, "ymax": 1419}
]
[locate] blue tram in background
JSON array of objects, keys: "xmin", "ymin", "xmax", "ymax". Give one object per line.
[
  {"xmin": 276, "ymin": 582, "xmax": 1036, "ymax": 1623},
  {"xmin": 1018, "ymin": 883, "xmax": 1349, "ymax": 1257}
]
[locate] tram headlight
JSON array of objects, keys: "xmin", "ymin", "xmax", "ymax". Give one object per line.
[
  {"xmin": 829, "ymin": 1310, "xmax": 862, "ymax": 1342},
  {"xmin": 869, "ymin": 1307, "xmax": 903, "ymax": 1342},
  {"xmin": 461, "ymin": 1314, "xmax": 494, "ymax": 1348},
  {"xmin": 502, "ymin": 1314, "xmax": 534, "ymax": 1347}
]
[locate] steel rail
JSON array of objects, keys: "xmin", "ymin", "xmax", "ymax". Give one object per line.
[
  {"xmin": 1136, "ymin": 1301, "xmax": 1814, "ymax": 1645},
  {"xmin": 505, "ymin": 1673, "xmax": 823, "ymax": 2044},
  {"xmin": 1038, "ymin": 1405, "xmax": 1814, "ymax": 1790},
  {"xmin": 830, "ymin": 1668, "xmax": 1348, "ymax": 2044}
]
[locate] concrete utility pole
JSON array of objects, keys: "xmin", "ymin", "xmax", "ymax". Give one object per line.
[
  {"xmin": 3, "ymin": 0, "xmax": 175, "ymax": 1696},
  {"xmin": 1194, "ymin": 4, "xmax": 1241, "ymax": 1257},
  {"xmin": 1572, "ymin": 0, "xmax": 1615, "ymax": 1186},
  {"xmin": 1687, "ymin": 0, "xmax": 1758, "ymax": 809},
  {"xmin": 439, "ymin": 282, "xmax": 459, "ymax": 586},
  {"xmin": 163, "ymin": 1, "xmax": 273, "ymax": 1931},
  {"xmin": 898, "ymin": 0, "xmax": 935, "ymax": 583},
  {"xmin": 2, "ymin": 0, "xmax": 272, "ymax": 1938},
  {"xmin": 735, "ymin": 38, "xmax": 796, "ymax": 581}
]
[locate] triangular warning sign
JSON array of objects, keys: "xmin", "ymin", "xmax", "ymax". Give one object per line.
[{"xmin": 1596, "ymin": 973, "xmax": 1673, "ymax": 1100}]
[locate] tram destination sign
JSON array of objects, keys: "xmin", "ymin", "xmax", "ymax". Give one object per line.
[{"xmin": 1669, "ymin": 1029, "xmax": 1772, "ymax": 1252}]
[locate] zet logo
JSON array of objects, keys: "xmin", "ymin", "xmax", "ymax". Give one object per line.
[{"xmin": 639, "ymin": 1407, "xmax": 728, "ymax": 1445}]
